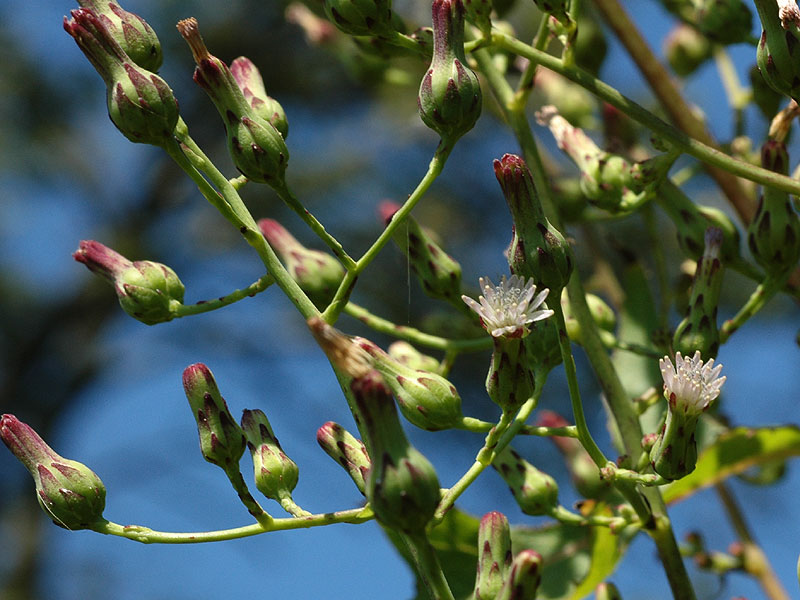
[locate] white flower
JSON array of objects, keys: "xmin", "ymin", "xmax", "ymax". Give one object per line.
[
  {"xmin": 461, "ymin": 275, "xmax": 553, "ymax": 338},
  {"xmin": 659, "ymin": 351, "xmax": 726, "ymax": 414}
]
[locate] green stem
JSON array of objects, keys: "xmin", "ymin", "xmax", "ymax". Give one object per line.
[
  {"xmin": 224, "ymin": 467, "xmax": 273, "ymax": 529},
  {"xmin": 547, "ymin": 504, "xmax": 630, "ymax": 528},
  {"xmin": 171, "ymin": 275, "xmax": 274, "ymax": 318},
  {"xmin": 457, "ymin": 417, "xmax": 578, "ymax": 438},
  {"xmin": 510, "ymin": 17, "xmax": 550, "ymax": 111},
  {"xmin": 606, "ymin": 465, "xmax": 668, "ymax": 487},
  {"xmin": 720, "ymin": 273, "xmax": 789, "ymax": 343},
  {"xmin": 401, "ymin": 533, "xmax": 455, "ymax": 600},
  {"xmin": 90, "ymin": 506, "xmax": 374, "ymax": 544}
]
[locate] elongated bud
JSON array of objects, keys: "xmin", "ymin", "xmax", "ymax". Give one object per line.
[
  {"xmin": 241, "ymin": 409, "xmax": 299, "ymax": 507},
  {"xmin": 674, "ymin": 228, "xmax": 725, "ymax": 358},
  {"xmin": 355, "ymin": 337, "xmax": 464, "ymax": 431},
  {"xmin": 177, "ymin": 18, "xmax": 289, "ymax": 187},
  {"xmin": 756, "ymin": 0, "xmax": 800, "ymax": 102},
  {"xmin": 230, "ymin": 57, "xmax": 288, "ymax": 139},
  {"xmin": 351, "ymin": 370, "xmax": 441, "ymax": 533},
  {"xmin": 323, "ymin": 0, "xmax": 396, "ymax": 37},
  {"xmin": 1, "ymin": 414, "xmax": 106, "ymax": 530},
  {"xmin": 474, "ymin": 511, "xmax": 513, "ymax": 600},
  {"xmin": 73, "ymin": 240, "xmax": 184, "ymax": 325},
  {"xmin": 418, "ymin": 0, "xmax": 482, "ymax": 145},
  {"xmin": 316, "ymin": 421, "xmax": 371, "ymax": 495},
  {"xmin": 664, "ymin": 23, "xmax": 713, "ymax": 76},
  {"xmin": 182, "ymin": 364, "xmax": 246, "ymax": 471},
  {"xmin": 380, "ymin": 202, "xmax": 463, "ymax": 304},
  {"xmin": 595, "ymin": 582, "xmax": 623, "ymax": 600},
  {"xmin": 486, "ymin": 337, "xmax": 536, "ymax": 413},
  {"xmin": 496, "ymin": 550, "xmax": 543, "ymax": 600},
  {"xmin": 494, "ymin": 154, "xmax": 573, "ymax": 293},
  {"xmin": 492, "ymin": 446, "xmax": 558, "ymax": 515},
  {"xmin": 561, "ymin": 290, "xmax": 617, "ymax": 347},
  {"xmin": 258, "ymin": 218, "xmax": 344, "ymax": 308},
  {"xmin": 64, "ymin": 9, "xmax": 179, "ymax": 147},
  {"xmin": 747, "ymin": 140, "xmax": 800, "ymax": 275},
  {"xmin": 387, "ymin": 341, "xmax": 441, "ymax": 372},
  {"xmin": 77, "ymin": 0, "xmax": 162, "ymax": 71}
]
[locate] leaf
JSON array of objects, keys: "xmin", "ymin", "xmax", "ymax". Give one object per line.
[
  {"xmin": 424, "ymin": 509, "xmax": 481, "ymax": 600},
  {"xmin": 663, "ymin": 426, "xmax": 800, "ymax": 504},
  {"xmin": 567, "ymin": 526, "xmax": 626, "ymax": 600}
]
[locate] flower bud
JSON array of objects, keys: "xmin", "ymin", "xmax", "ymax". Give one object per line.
[
  {"xmin": 380, "ymin": 202, "xmax": 464, "ymax": 304},
  {"xmin": 73, "ymin": 240, "xmax": 184, "ymax": 325},
  {"xmin": 241, "ymin": 409, "xmax": 299, "ymax": 508},
  {"xmin": 486, "ymin": 337, "xmax": 536, "ymax": 413},
  {"xmin": 355, "ymin": 337, "xmax": 464, "ymax": 431},
  {"xmin": 756, "ymin": 0, "xmax": 800, "ymax": 102},
  {"xmin": 1, "ymin": 414, "xmax": 106, "ymax": 530},
  {"xmin": 463, "ymin": 0, "xmax": 492, "ymax": 35},
  {"xmin": 77, "ymin": 0, "xmax": 163, "ymax": 71},
  {"xmin": 178, "ymin": 18, "xmax": 289, "ymax": 187},
  {"xmin": 561, "ymin": 290, "xmax": 617, "ymax": 347},
  {"xmin": 258, "ymin": 218, "xmax": 344, "ymax": 309},
  {"xmin": 664, "ymin": 23, "xmax": 713, "ymax": 77},
  {"xmin": 316, "ymin": 421, "xmax": 371, "ymax": 495},
  {"xmin": 387, "ymin": 341, "xmax": 441, "ymax": 372},
  {"xmin": 693, "ymin": 0, "xmax": 752, "ymax": 45},
  {"xmin": 474, "ymin": 511, "xmax": 513, "ymax": 600},
  {"xmin": 230, "ymin": 57, "xmax": 289, "ymax": 139},
  {"xmin": 492, "ymin": 446, "xmax": 558, "ymax": 515},
  {"xmin": 495, "ymin": 550, "xmax": 543, "ymax": 600},
  {"xmin": 747, "ymin": 140, "xmax": 800, "ymax": 275},
  {"xmin": 494, "ymin": 154, "xmax": 574, "ymax": 293},
  {"xmin": 418, "ymin": 0, "xmax": 482, "ymax": 145},
  {"xmin": 182, "ymin": 363, "xmax": 246, "ymax": 472},
  {"xmin": 673, "ymin": 228, "xmax": 725, "ymax": 359},
  {"xmin": 595, "ymin": 582, "xmax": 623, "ymax": 600},
  {"xmin": 351, "ymin": 370, "xmax": 441, "ymax": 533},
  {"xmin": 64, "ymin": 9, "xmax": 179, "ymax": 147},
  {"xmin": 531, "ymin": 0, "xmax": 569, "ymax": 20},
  {"xmin": 323, "ymin": 0, "xmax": 396, "ymax": 37}
]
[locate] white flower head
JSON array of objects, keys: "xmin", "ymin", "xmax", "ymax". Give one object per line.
[
  {"xmin": 461, "ymin": 275, "xmax": 554, "ymax": 338},
  {"xmin": 659, "ymin": 351, "xmax": 726, "ymax": 415}
]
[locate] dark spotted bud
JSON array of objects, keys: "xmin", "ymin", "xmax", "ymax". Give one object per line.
[
  {"xmin": 230, "ymin": 57, "xmax": 288, "ymax": 139},
  {"xmin": 693, "ymin": 0, "xmax": 752, "ymax": 44},
  {"xmin": 1, "ymin": 414, "xmax": 106, "ymax": 530},
  {"xmin": 182, "ymin": 363, "xmax": 246, "ymax": 472},
  {"xmin": 316, "ymin": 421, "xmax": 371, "ymax": 495},
  {"xmin": 755, "ymin": 0, "xmax": 800, "ymax": 102},
  {"xmin": 531, "ymin": 0, "xmax": 569, "ymax": 21},
  {"xmin": 387, "ymin": 341, "xmax": 441, "ymax": 372},
  {"xmin": 474, "ymin": 511, "xmax": 513, "ymax": 600},
  {"xmin": 323, "ymin": 0, "xmax": 396, "ymax": 37},
  {"xmin": 664, "ymin": 23, "xmax": 713, "ymax": 76},
  {"xmin": 463, "ymin": 0, "xmax": 492, "ymax": 35},
  {"xmin": 486, "ymin": 337, "xmax": 536, "ymax": 413},
  {"xmin": 178, "ymin": 18, "xmax": 289, "ymax": 187},
  {"xmin": 495, "ymin": 550, "xmax": 543, "ymax": 600},
  {"xmin": 351, "ymin": 370, "xmax": 441, "ymax": 533},
  {"xmin": 418, "ymin": 0, "xmax": 482, "ymax": 145},
  {"xmin": 492, "ymin": 446, "xmax": 558, "ymax": 515},
  {"xmin": 64, "ymin": 9, "xmax": 179, "ymax": 147}
]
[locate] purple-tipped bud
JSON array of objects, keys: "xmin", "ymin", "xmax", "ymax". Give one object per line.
[
  {"xmin": 418, "ymin": 0, "xmax": 482, "ymax": 145},
  {"xmin": 351, "ymin": 370, "xmax": 441, "ymax": 533},
  {"xmin": 474, "ymin": 511, "xmax": 513, "ymax": 600},
  {"xmin": 241, "ymin": 409, "xmax": 299, "ymax": 508},
  {"xmin": 595, "ymin": 581, "xmax": 623, "ymax": 600},
  {"xmin": 492, "ymin": 446, "xmax": 558, "ymax": 516},
  {"xmin": 64, "ymin": 9, "xmax": 179, "ymax": 147},
  {"xmin": 177, "ymin": 18, "xmax": 289, "ymax": 187},
  {"xmin": 73, "ymin": 240, "xmax": 184, "ymax": 325},
  {"xmin": 323, "ymin": 0, "xmax": 396, "ymax": 37},
  {"xmin": 496, "ymin": 549, "xmax": 543, "ymax": 600},
  {"xmin": 316, "ymin": 421, "xmax": 371, "ymax": 495},
  {"xmin": 1, "ymin": 414, "xmax": 106, "ymax": 530},
  {"xmin": 230, "ymin": 57, "xmax": 288, "ymax": 139},
  {"xmin": 387, "ymin": 341, "xmax": 441, "ymax": 372},
  {"xmin": 182, "ymin": 364, "xmax": 246, "ymax": 472},
  {"xmin": 258, "ymin": 218, "xmax": 344, "ymax": 309},
  {"xmin": 77, "ymin": 0, "xmax": 163, "ymax": 71}
]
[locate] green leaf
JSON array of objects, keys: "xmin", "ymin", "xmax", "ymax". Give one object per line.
[
  {"xmin": 663, "ymin": 426, "xmax": 800, "ymax": 504},
  {"xmin": 425, "ymin": 509, "xmax": 481, "ymax": 600},
  {"xmin": 567, "ymin": 525, "xmax": 626, "ymax": 599}
]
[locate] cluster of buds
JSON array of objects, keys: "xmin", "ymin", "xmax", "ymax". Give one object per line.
[
  {"xmin": 492, "ymin": 446, "xmax": 559, "ymax": 515},
  {"xmin": 418, "ymin": 0, "xmax": 482, "ymax": 146},
  {"xmin": 380, "ymin": 202, "xmax": 464, "ymax": 305},
  {"xmin": 177, "ymin": 18, "xmax": 289, "ymax": 188},
  {"xmin": 64, "ymin": 7, "xmax": 179, "ymax": 147},
  {"xmin": 316, "ymin": 421, "xmax": 371, "ymax": 495},
  {"xmin": 661, "ymin": 0, "xmax": 752, "ymax": 45},
  {"xmin": 258, "ymin": 218, "xmax": 344, "ymax": 309},
  {"xmin": 1, "ymin": 414, "xmax": 106, "ymax": 530},
  {"xmin": 756, "ymin": 0, "xmax": 800, "ymax": 102},
  {"xmin": 73, "ymin": 240, "xmax": 185, "ymax": 325}
]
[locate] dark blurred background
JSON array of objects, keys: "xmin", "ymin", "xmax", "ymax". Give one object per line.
[{"xmin": 1, "ymin": 1, "xmax": 798, "ymax": 598}]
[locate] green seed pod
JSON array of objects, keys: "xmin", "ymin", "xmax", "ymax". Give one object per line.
[
  {"xmin": 474, "ymin": 511, "xmax": 513, "ymax": 600},
  {"xmin": 674, "ymin": 227, "xmax": 725, "ymax": 359},
  {"xmin": 258, "ymin": 218, "xmax": 344, "ymax": 309},
  {"xmin": 387, "ymin": 341, "xmax": 441, "ymax": 373},
  {"xmin": 242, "ymin": 409, "xmax": 300, "ymax": 509},
  {"xmin": 492, "ymin": 446, "xmax": 558, "ymax": 516},
  {"xmin": 64, "ymin": 9, "xmax": 179, "ymax": 147},
  {"xmin": 664, "ymin": 23, "xmax": 713, "ymax": 77},
  {"xmin": 178, "ymin": 18, "xmax": 289, "ymax": 187},
  {"xmin": 755, "ymin": 0, "xmax": 800, "ymax": 102},
  {"xmin": 495, "ymin": 550, "xmax": 543, "ymax": 600},
  {"xmin": 230, "ymin": 57, "xmax": 288, "ymax": 139},
  {"xmin": 380, "ymin": 202, "xmax": 464, "ymax": 304},
  {"xmin": 486, "ymin": 337, "xmax": 536, "ymax": 413},
  {"xmin": 747, "ymin": 140, "xmax": 800, "ymax": 275},
  {"xmin": 356, "ymin": 337, "xmax": 464, "ymax": 431},
  {"xmin": 463, "ymin": 0, "xmax": 492, "ymax": 35},
  {"xmin": 418, "ymin": 0, "xmax": 482, "ymax": 145},
  {"xmin": 182, "ymin": 363, "xmax": 247, "ymax": 472},
  {"xmin": 316, "ymin": 421, "xmax": 371, "ymax": 495},
  {"xmin": 693, "ymin": 0, "xmax": 752, "ymax": 45},
  {"xmin": 351, "ymin": 370, "xmax": 441, "ymax": 533},
  {"xmin": 73, "ymin": 240, "xmax": 184, "ymax": 325},
  {"xmin": 323, "ymin": 0, "xmax": 396, "ymax": 37},
  {"xmin": 1, "ymin": 414, "xmax": 106, "ymax": 530},
  {"xmin": 494, "ymin": 153, "xmax": 574, "ymax": 293},
  {"xmin": 595, "ymin": 582, "xmax": 623, "ymax": 600}
]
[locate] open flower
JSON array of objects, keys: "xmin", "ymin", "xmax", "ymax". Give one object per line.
[
  {"xmin": 659, "ymin": 351, "xmax": 726, "ymax": 415},
  {"xmin": 462, "ymin": 275, "xmax": 553, "ymax": 338}
]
